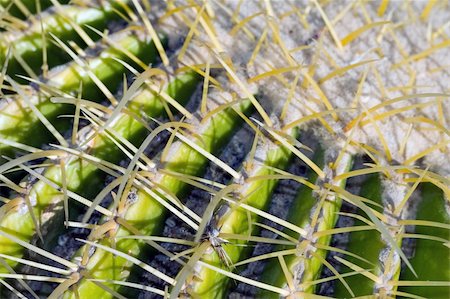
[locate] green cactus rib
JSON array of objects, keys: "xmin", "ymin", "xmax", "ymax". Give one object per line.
[
  {"xmin": 259, "ymin": 148, "xmax": 325, "ymax": 297},
  {"xmin": 63, "ymin": 100, "xmax": 254, "ymax": 298},
  {"xmin": 0, "ymin": 2, "xmax": 124, "ymax": 78},
  {"xmin": 0, "ymin": 72, "xmax": 200, "ymax": 277},
  {"xmin": 305, "ymin": 153, "xmax": 354, "ymax": 293},
  {"xmin": 294, "ymin": 153, "xmax": 353, "ymax": 293},
  {"xmin": 335, "ymin": 173, "xmax": 421, "ymax": 298},
  {"xmin": 188, "ymin": 130, "xmax": 296, "ymax": 299},
  {"xmin": 259, "ymin": 149, "xmax": 353, "ymax": 297},
  {"xmin": 398, "ymin": 183, "xmax": 450, "ymax": 298},
  {"xmin": 0, "ymin": 1, "xmax": 449, "ymax": 298},
  {"xmin": 0, "ymin": 29, "xmax": 160, "ymax": 160},
  {"xmin": 0, "ymin": 0, "xmax": 69, "ymax": 19},
  {"xmin": 333, "ymin": 173, "xmax": 385, "ymax": 298}
]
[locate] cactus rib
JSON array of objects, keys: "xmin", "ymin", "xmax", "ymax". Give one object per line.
[
  {"xmin": 260, "ymin": 147, "xmax": 325, "ymax": 297},
  {"xmin": 0, "ymin": 28, "xmax": 160, "ymax": 160},
  {"xmin": 0, "ymin": 2, "xmax": 125, "ymax": 78},
  {"xmin": 260, "ymin": 148, "xmax": 354, "ymax": 297},
  {"xmin": 398, "ymin": 183, "xmax": 450, "ymax": 298},
  {"xmin": 183, "ymin": 128, "xmax": 297, "ymax": 298},
  {"xmin": 0, "ymin": 1, "xmax": 449, "ymax": 298},
  {"xmin": 0, "ymin": 72, "xmax": 199, "ymax": 276},
  {"xmin": 333, "ymin": 173, "xmax": 385, "ymax": 298},
  {"xmin": 62, "ymin": 100, "xmax": 253, "ymax": 298},
  {"xmin": 0, "ymin": 0, "xmax": 69, "ymax": 19}
]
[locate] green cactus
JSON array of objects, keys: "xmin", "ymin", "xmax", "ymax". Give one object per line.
[
  {"xmin": 0, "ymin": 1, "xmax": 127, "ymax": 79},
  {"xmin": 398, "ymin": 183, "xmax": 450, "ymax": 299},
  {"xmin": 184, "ymin": 128, "xmax": 296, "ymax": 299},
  {"xmin": 0, "ymin": 0, "xmax": 69, "ymax": 19},
  {"xmin": 0, "ymin": 1, "xmax": 449, "ymax": 298},
  {"xmin": 0, "ymin": 27, "xmax": 161, "ymax": 162}
]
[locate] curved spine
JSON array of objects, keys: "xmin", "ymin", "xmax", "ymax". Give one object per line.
[
  {"xmin": 333, "ymin": 174, "xmax": 385, "ymax": 298},
  {"xmin": 0, "ymin": 0, "xmax": 69, "ymax": 19},
  {"xmin": 62, "ymin": 99, "xmax": 253, "ymax": 298},
  {"xmin": 0, "ymin": 28, "xmax": 160, "ymax": 160},
  {"xmin": 398, "ymin": 183, "xmax": 450, "ymax": 298},
  {"xmin": 0, "ymin": 34, "xmax": 171, "ymax": 275},
  {"xmin": 260, "ymin": 148, "xmax": 353, "ymax": 297},
  {"xmin": 0, "ymin": 1, "xmax": 126, "ymax": 78},
  {"xmin": 185, "ymin": 128, "xmax": 297, "ymax": 298}
]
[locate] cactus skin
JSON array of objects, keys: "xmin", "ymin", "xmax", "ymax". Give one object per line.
[
  {"xmin": 191, "ymin": 131, "xmax": 295, "ymax": 298},
  {"xmin": 399, "ymin": 183, "xmax": 450, "ymax": 298},
  {"xmin": 0, "ymin": 0, "xmax": 69, "ymax": 19},
  {"xmin": 0, "ymin": 30, "xmax": 160, "ymax": 161},
  {"xmin": 0, "ymin": 1, "xmax": 449, "ymax": 298},
  {"xmin": 257, "ymin": 148, "xmax": 356, "ymax": 298},
  {"xmin": 64, "ymin": 100, "xmax": 253, "ymax": 298},
  {"xmin": 0, "ymin": 73, "xmax": 199, "ymax": 273},
  {"xmin": 259, "ymin": 148, "xmax": 325, "ymax": 297},
  {"xmin": 0, "ymin": 3, "xmax": 122, "ymax": 79},
  {"xmin": 334, "ymin": 173, "xmax": 385, "ymax": 298}
]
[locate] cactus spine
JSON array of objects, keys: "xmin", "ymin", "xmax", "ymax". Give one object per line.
[{"xmin": 0, "ymin": 1, "xmax": 449, "ymax": 298}]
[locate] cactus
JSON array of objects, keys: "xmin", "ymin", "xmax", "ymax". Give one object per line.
[
  {"xmin": 0, "ymin": 0, "xmax": 69, "ymax": 19},
  {"xmin": 0, "ymin": 1, "xmax": 449, "ymax": 299},
  {"xmin": 0, "ymin": 1, "xmax": 127, "ymax": 79},
  {"xmin": 0, "ymin": 26, "xmax": 160, "ymax": 162}
]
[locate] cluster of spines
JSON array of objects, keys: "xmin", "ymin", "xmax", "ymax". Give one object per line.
[{"xmin": 0, "ymin": 1, "xmax": 449, "ymax": 299}]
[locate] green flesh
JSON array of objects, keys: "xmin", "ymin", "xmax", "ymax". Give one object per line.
[
  {"xmin": 64, "ymin": 100, "xmax": 254, "ymax": 298},
  {"xmin": 334, "ymin": 173, "xmax": 385, "ymax": 298},
  {"xmin": 0, "ymin": 73, "xmax": 199, "ymax": 276},
  {"xmin": 260, "ymin": 149, "xmax": 354, "ymax": 297},
  {"xmin": 260, "ymin": 148, "xmax": 325, "ymax": 298},
  {"xmin": 0, "ymin": 0, "xmax": 69, "ymax": 19},
  {"xmin": 0, "ymin": 2, "xmax": 124, "ymax": 78},
  {"xmin": 0, "ymin": 31, "xmax": 160, "ymax": 161},
  {"xmin": 305, "ymin": 154, "xmax": 353, "ymax": 294},
  {"xmin": 192, "ymin": 131, "xmax": 296, "ymax": 299},
  {"xmin": 399, "ymin": 183, "xmax": 450, "ymax": 298}
]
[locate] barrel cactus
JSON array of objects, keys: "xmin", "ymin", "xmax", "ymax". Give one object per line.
[{"xmin": 0, "ymin": 0, "xmax": 449, "ymax": 298}]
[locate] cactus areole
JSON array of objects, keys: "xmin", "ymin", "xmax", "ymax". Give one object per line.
[{"xmin": 0, "ymin": 1, "xmax": 449, "ymax": 299}]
